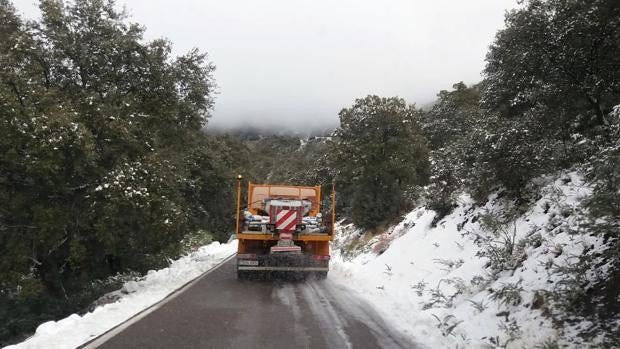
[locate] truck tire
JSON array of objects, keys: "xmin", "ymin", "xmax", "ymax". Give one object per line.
[
  {"xmin": 314, "ymin": 271, "xmax": 328, "ymax": 280},
  {"xmin": 237, "ymin": 269, "xmax": 248, "ymax": 280}
]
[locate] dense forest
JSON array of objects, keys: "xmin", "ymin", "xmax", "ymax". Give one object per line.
[
  {"xmin": 1, "ymin": 0, "xmax": 618, "ymax": 346},
  {"xmin": 0, "ymin": 0, "xmax": 247, "ymax": 343}
]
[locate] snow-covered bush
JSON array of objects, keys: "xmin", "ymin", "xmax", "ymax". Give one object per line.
[
  {"xmin": 90, "ymin": 158, "xmax": 191, "ymax": 272},
  {"xmin": 474, "ymin": 213, "xmax": 528, "ymax": 275},
  {"xmin": 548, "ymin": 106, "xmax": 620, "ymax": 346}
]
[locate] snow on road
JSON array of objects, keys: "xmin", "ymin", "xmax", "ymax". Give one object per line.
[
  {"xmin": 315, "ymin": 280, "xmax": 419, "ymax": 348},
  {"xmin": 5, "ymin": 240, "xmax": 237, "ymax": 349},
  {"xmin": 300, "ymin": 281, "xmax": 353, "ymax": 349}
]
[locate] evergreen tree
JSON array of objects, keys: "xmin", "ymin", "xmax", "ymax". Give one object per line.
[
  {"xmin": 418, "ymin": 83, "xmax": 483, "ymax": 218},
  {"xmin": 0, "ymin": 0, "xmax": 229, "ymax": 343},
  {"xmin": 470, "ymin": 0, "xmax": 620, "ymax": 200},
  {"xmin": 330, "ymin": 96, "xmax": 430, "ymax": 228},
  {"xmin": 483, "ymin": 0, "xmax": 620, "ymax": 134},
  {"xmin": 421, "ymin": 82, "xmax": 481, "ymax": 150}
]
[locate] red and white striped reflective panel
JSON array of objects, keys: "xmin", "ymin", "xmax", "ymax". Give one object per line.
[{"xmin": 276, "ymin": 209, "xmax": 298, "ymax": 231}]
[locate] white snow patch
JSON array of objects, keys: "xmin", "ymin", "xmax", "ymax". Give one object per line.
[
  {"xmin": 330, "ymin": 171, "xmax": 600, "ymax": 348},
  {"xmin": 6, "ymin": 240, "xmax": 237, "ymax": 349}
]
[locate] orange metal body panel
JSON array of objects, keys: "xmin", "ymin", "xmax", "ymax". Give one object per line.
[
  {"xmin": 246, "ymin": 183, "xmax": 322, "ymax": 216},
  {"xmin": 235, "ymin": 182, "xmax": 335, "ymax": 256},
  {"xmin": 236, "ymin": 237, "xmax": 330, "ymax": 255},
  {"xmin": 235, "ymin": 233, "xmax": 333, "ymax": 241}
]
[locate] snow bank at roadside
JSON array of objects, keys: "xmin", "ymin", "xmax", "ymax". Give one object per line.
[
  {"xmin": 5, "ymin": 240, "xmax": 237, "ymax": 349},
  {"xmin": 330, "ymin": 171, "xmax": 599, "ymax": 348}
]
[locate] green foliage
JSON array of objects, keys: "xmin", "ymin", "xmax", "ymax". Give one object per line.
[
  {"xmin": 179, "ymin": 135, "xmax": 247, "ymax": 241},
  {"xmin": 552, "ymin": 108, "xmax": 620, "ymax": 346},
  {"xmin": 243, "ymin": 135, "xmax": 307, "ymax": 183},
  {"xmin": 586, "ymin": 115, "xmax": 620, "ymax": 221},
  {"xmin": 0, "ymin": 0, "xmax": 243, "ymax": 344},
  {"xmin": 423, "ymin": 0, "xmax": 620, "ymax": 204},
  {"xmin": 465, "ymin": 116, "xmax": 561, "ymax": 200},
  {"xmin": 89, "ymin": 157, "xmax": 191, "ymax": 273},
  {"xmin": 422, "ymin": 82, "xmax": 481, "ymax": 150},
  {"xmin": 421, "ymin": 82, "xmax": 563, "ymax": 204},
  {"xmin": 484, "ymin": 0, "xmax": 620, "ymax": 130},
  {"xmin": 180, "ymin": 230, "xmax": 213, "ymax": 252},
  {"xmin": 421, "ymin": 0, "xmax": 620, "ymax": 206},
  {"xmin": 237, "ymin": 134, "xmax": 333, "ymax": 188},
  {"xmin": 489, "ymin": 280, "xmax": 524, "ymax": 307},
  {"xmin": 329, "ymin": 96, "xmax": 430, "ymax": 228},
  {"xmin": 419, "ymin": 83, "xmax": 482, "ymax": 218},
  {"xmin": 474, "ymin": 213, "xmax": 527, "ymax": 275}
]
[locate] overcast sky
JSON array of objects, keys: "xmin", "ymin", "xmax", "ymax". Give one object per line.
[{"xmin": 13, "ymin": 0, "xmax": 518, "ymax": 132}]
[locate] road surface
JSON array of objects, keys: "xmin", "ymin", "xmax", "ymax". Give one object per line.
[{"xmin": 86, "ymin": 258, "xmax": 418, "ymax": 349}]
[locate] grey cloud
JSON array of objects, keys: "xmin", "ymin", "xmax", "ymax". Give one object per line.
[{"xmin": 13, "ymin": 0, "xmax": 517, "ymax": 132}]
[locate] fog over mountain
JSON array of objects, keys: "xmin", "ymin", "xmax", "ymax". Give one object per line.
[{"xmin": 13, "ymin": 0, "xmax": 517, "ymax": 132}]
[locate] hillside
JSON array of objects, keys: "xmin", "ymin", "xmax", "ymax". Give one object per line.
[
  {"xmin": 331, "ymin": 170, "xmax": 617, "ymax": 347},
  {"xmin": 239, "ymin": 134, "xmax": 331, "ymax": 185}
]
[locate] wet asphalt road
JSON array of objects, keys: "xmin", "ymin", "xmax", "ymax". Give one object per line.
[{"xmin": 89, "ymin": 258, "xmax": 417, "ymax": 349}]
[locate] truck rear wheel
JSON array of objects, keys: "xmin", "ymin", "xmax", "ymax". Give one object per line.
[
  {"xmin": 314, "ymin": 271, "xmax": 328, "ymax": 280},
  {"xmin": 237, "ymin": 269, "xmax": 248, "ymax": 280}
]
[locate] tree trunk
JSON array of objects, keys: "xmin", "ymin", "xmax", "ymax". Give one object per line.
[
  {"xmin": 587, "ymin": 95, "xmax": 608, "ymax": 126},
  {"xmin": 38, "ymin": 257, "xmax": 67, "ymax": 299}
]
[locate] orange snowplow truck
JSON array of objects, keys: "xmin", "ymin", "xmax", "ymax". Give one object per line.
[{"xmin": 234, "ymin": 177, "xmax": 335, "ymax": 279}]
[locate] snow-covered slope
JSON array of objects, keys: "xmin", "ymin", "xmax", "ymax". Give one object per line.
[
  {"xmin": 330, "ymin": 171, "xmax": 601, "ymax": 348},
  {"xmin": 5, "ymin": 241, "xmax": 237, "ymax": 349}
]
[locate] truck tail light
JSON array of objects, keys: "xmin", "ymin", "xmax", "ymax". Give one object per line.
[
  {"xmin": 237, "ymin": 253, "xmax": 257, "ymax": 259},
  {"xmin": 312, "ymin": 255, "xmax": 330, "ymax": 261}
]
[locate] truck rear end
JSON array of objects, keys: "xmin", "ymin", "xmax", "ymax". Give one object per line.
[{"xmin": 234, "ymin": 179, "xmax": 335, "ymax": 279}]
